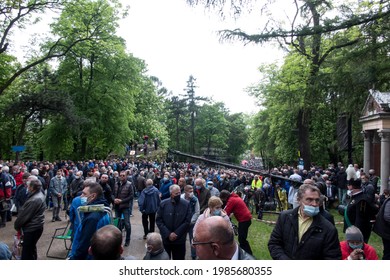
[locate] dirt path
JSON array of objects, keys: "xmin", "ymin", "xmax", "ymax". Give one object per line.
[{"xmin": 0, "ymin": 201, "xmax": 192, "ymax": 260}]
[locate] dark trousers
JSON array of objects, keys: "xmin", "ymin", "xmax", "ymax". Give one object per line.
[
  {"xmin": 238, "ymin": 220, "xmax": 253, "ymax": 255},
  {"xmin": 0, "ymin": 210, "xmax": 6, "ymax": 225},
  {"xmin": 163, "ymin": 243, "xmax": 186, "ymax": 260},
  {"xmin": 383, "ymin": 238, "xmax": 390, "ymax": 260},
  {"xmin": 142, "ymin": 213, "xmax": 156, "ymax": 236},
  {"xmin": 22, "ymin": 227, "xmax": 43, "ymax": 260}
]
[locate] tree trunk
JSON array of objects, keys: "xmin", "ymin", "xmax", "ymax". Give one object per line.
[
  {"xmin": 81, "ymin": 136, "xmax": 87, "ymax": 159},
  {"xmin": 297, "ymin": 109, "xmax": 311, "ymax": 169}
]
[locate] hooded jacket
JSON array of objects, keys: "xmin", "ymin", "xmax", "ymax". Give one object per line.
[
  {"xmin": 69, "ymin": 196, "xmax": 110, "ymax": 260},
  {"xmin": 138, "ymin": 185, "xmax": 160, "ymax": 214}
]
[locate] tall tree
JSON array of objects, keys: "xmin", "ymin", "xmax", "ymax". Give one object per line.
[
  {"xmin": 181, "ymin": 75, "xmax": 208, "ymax": 154},
  {"xmin": 187, "ymin": 0, "xmax": 388, "ymax": 168},
  {"xmin": 195, "ymin": 102, "xmax": 229, "ymax": 158},
  {"xmin": 225, "ymin": 112, "xmax": 249, "ymax": 163},
  {"xmin": 165, "ymin": 96, "xmax": 189, "ymax": 151},
  {"xmin": 0, "ymin": 0, "xmax": 126, "ymax": 95}
]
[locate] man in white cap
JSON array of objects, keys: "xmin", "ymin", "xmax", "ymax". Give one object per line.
[{"xmin": 207, "ymin": 180, "xmax": 220, "ymax": 197}]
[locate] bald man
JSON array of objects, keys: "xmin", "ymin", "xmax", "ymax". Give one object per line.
[
  {"xmin": 193, "ymin": 216, "xmax": 255, "ymax": 260},
  {"xmin": 89, "ymin": 225, "xmax": 135, "ymax": 260}
]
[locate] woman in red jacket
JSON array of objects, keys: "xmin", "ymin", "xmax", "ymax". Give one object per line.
[
  {"xmin": 340, "ymin": 225, "xmax": 378, "ymax": 260},
  {"xmin": 220, "ymin": 190, "xmax": 253, "ymax": 255}
]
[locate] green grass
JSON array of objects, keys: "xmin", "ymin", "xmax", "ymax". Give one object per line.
[{"xmin": 232, "ymin": 209, "xmax": 384, "ymax": 260}]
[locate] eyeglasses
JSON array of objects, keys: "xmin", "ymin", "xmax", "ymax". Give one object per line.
[{"xmin": 191, "ymin": 240, "xmax": 215, "ymax": 246}]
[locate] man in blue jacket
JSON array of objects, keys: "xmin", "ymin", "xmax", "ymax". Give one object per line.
[
  {"xmin": 138, "ymin": 179, "xmax": 161, "ymax": 239},
  {"xmin": 156, "ymin": 184, "xmax": 191, "ymax": 260},
  {"xmin": 69, "ymin": 182, "xmax": 110, "ymax": 260}
]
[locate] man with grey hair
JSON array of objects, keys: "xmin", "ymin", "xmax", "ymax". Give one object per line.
[
  {"xmin": 194, "ymin": 178, "xmax": 210, "ymax": 214},
  {"xmin": 31, "ymin": 169, "xmax": 47, "ymax": 193},
  {"xmin": 70, "ymin": 171, "xmax": 84, "ymax": 200},
  {"xmin": 156, "ymin": 184, "xmax": 191, "ymax": 259},
  {"xmin": 14, "ymin": 177, "xmax": 46, "ymax": 259},
  {"xmin": 268, "ymin": 183, "xmax": 341, "ymax": 259},
  {"xmin": 138, "ymin": 178, "xmax": 160, "ymax": 239},
  {"xmin": 143, "ymin": 232, "xmax": 170, "ymax": 260}
]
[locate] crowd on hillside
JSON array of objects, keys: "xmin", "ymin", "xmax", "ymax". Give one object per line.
[{"xmin": 0, "ymin": 158, "xmax": 389, "ymax": 260}]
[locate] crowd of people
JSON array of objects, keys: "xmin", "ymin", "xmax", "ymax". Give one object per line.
[{"xmin": 0, "ymin": 158, "xmax": 389, "ymax": 260}]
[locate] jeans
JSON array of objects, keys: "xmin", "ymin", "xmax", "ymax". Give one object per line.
[
  {"xmin": 115, "ymin": 207, "xmax": 131, "ymax": 243},
  {"xmin": 338, "ymin": 189, "xmax": 347, "ymax": 205},
  {"xmin": 188, "ymin": 223, "xmax": 196, "ymax": 259},
  {"xmin": 22, "ymin": 227, "xmax": 44, "ymax": 260},
  {"xmin": 129, "ymin": 199, "xmax": 133, "ymax": 215},
  {"xmin": 238, "ymin": 220, "xmax": 253, "ymax": 255}
]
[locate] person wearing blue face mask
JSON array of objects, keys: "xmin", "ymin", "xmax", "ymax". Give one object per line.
[
  {"xmin": 159, "ymin": 172, "xmax": 173, "ymax": 200},
  {"xmin": 340, "ymin": 225, "xmax": 378, "ymax": 260},
  {"xmin": 194, "ymin": 196, "xmax": 232, "ymax": 235},
  {"xmin": 268, "ymin": 183, "xmax": 341, "ymax": 260},
  {"xmin": 68, "ymin": 181, "xmax": 89, "ymax": 242}
]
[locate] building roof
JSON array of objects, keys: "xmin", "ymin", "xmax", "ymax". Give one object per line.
[{"xmin": 362, "ymin": 89, "xmax": 390, "ymax": 117}]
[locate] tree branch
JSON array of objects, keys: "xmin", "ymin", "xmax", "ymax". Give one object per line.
[{"xmin": 0, "ymin": 36, "xmax": 92, "ymax": 95}]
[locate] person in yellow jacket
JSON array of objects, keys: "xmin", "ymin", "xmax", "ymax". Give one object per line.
[
  {"xmin": 251, "ymin": 175, "xmax": 262, "ymax": 190},
  {"xmin": 275, "ymin": 184, "xmax": 288, "ymax": 211}
]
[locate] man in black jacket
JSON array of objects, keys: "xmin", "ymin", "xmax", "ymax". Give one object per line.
[
  {"xmin": 112, "ymin": 171, "xmax": 134, "ymax": 247},
  {"xmin": 268, "ymin": 183, "xmax": 341, "ymax": 260},
  {"xmin": 373, "ymin": 197, "xmax": 390, "ymax": 259},
  {"xmin": 193, "ymin": 216, "xmax": 255, "ymax": 260},
  {"xmin": 14, "ymin": 177, "xmax": 46, "ymax": 260},
  {"xmin": 344, "ymin": 179, "xmax": 378, "ymax": 243},
  {"xmin": 156, "ymin": 184, "xmax": 191, "ymax": 260}
]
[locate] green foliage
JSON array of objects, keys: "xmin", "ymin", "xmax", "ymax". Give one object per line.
[
  {"xmin": 195, "ymin": 102, "xmax": 229, "ymax": 155},
  {"xmin": 225, "ymin": 113, "xmax": 249, "ymax": 163},
  {"xmin": 0, "ymin": 0, "xmax": 169, "ymax": 161}
]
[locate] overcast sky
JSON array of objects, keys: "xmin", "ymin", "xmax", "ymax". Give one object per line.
[
  {"xmin": 118, "ymin": 0, "xmax": 285, "ymax": 114},
  {"xmin": 12, "ymin": 0, "xmax": 285, "ymax": 114}
]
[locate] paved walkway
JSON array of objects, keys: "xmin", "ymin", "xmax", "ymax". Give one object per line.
[{"xmin": 0, "ymin": 202, "xmax": 192, "ymax": 260}]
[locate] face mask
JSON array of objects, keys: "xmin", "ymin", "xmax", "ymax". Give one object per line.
[
  {"xmin": 303, "ymin": 205, "xmax": 320, "ymax": 217},
  {"xmin": 162, "ymin": 177, "xmax": 168, "ymax": 182},
  {"xmin": 57, "ymin": 175, "xmax": 61, "ymax": 178},
  {"xmin": 80, "ymin": 196, "xmax": 88, "ymax": 205},
  {"xmin": 213, "ymin": 209, "xmax": 222, "ymax": 216},
  {"xmin": 347, "ymin": 190, "xmax": 352, "ymax": 196},
  {"xmin": 185, "ymin": 176, "xmax": 188, "ymax": 180},
  {"xmin": 75, "ymin": 176, "xmax": 80, "ymax": 179},
  {"xmin": 348, "ymin": 242, "xmax": 363, "ymax": 250},
  {"xmin": 196, "ymin": 185, "xmax": 201, "ymax": 190},
  {"xmin": 173, "ymin": 195, "xmax": 181, "ymax": 204},
  {"xmin": 187, "ymin": 192, "xmax": 194, "ymax": 198}
]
